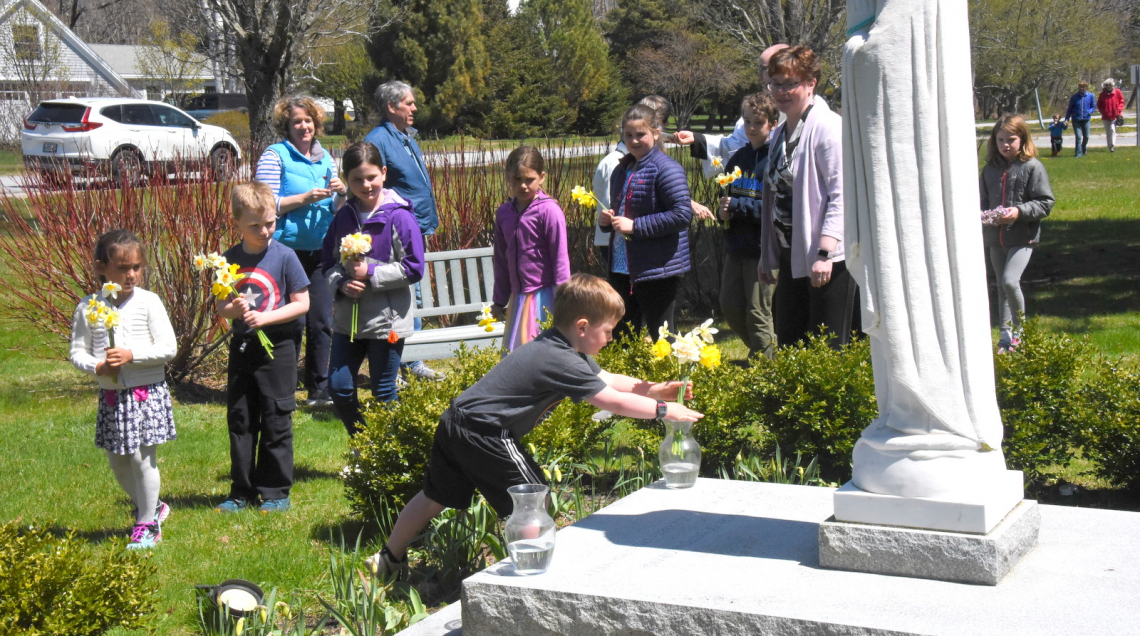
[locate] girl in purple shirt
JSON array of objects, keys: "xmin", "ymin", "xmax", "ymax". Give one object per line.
[{"xmin": 491, "ymin": 146, "xmax": 571, "ymax": 352}]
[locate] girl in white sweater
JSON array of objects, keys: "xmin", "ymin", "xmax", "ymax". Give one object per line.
[{"xmin": 69, "ymin": 230, "xmax": 177, "ymax": 549}]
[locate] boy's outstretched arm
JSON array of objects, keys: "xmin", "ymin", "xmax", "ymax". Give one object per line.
[
  {"xmin": 587, "ymin": 385, "xmax": 702, "ymax": 423},
  {"xmin": 597, "ymin": 371, "xmax": 693, "ymax": 401}
]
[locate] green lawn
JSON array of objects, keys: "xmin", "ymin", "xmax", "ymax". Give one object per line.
[
  {"xmin": 0, "ymin": 149, "xmax": 23, "ymax": 175},
  {"xmin": 1011, "ymin": 145, "xmax": 1140, "ymax": 357},
  {"xmin": 0, "ymin": 325, "xmax": 358, "ymax": 634}
]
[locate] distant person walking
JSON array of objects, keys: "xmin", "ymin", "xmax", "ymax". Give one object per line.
[
  {"xmin": 979, "ymin": 114, "xmax": 1055, "ymax": 353},
  {"xmin": 1064, "ymin": 80, "xmax": 1097, "ymax": 157},
  {"xmin": 1097, "ymin": 78, "xmax": 1125, "ymax": 153},
  {"xmin": 364, "ymin": 80, "xmax": 444, "ymax": 382}
]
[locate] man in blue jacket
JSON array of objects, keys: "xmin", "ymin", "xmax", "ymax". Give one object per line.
[
  {"xmin": 1064, "ymin": 80, "xmax": 1097, "ymax": 157},
  {"xmin": 365, "ymin": 81, "xmax": 443, "ymax": 381}
]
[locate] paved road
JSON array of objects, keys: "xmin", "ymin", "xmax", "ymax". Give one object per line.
[
  {"xmin": 2, "ymin": 132, "xmax": 1133, "ymax": 198},
  {"xmin": 0, "ymin": 141, "xmax": 619, "ymax": 198}
]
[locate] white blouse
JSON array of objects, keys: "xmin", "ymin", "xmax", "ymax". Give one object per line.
[{"xmin": 69, "ymin": 287, "xmax": 176, "ymax": 390}]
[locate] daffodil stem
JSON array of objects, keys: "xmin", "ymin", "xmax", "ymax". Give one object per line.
[
  {"xmin": 257, "ymin": 329, "xmax": 274, "ymax": 359},
  {"xmin": 351, "ymin": 301, "xmax": 358, "ymax": 342},
  {"xmin": 108, "ymin": 328, "xmax": 118, "ymax": 385}
]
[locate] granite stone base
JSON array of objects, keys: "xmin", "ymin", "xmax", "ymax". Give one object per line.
[
  {"xmin": 452, "ymin": 479, "xmax": 1140, "ymax": 636},
  {"xmin": 819, "ymin": 499, "xmax": 1040, "ymax": 585}
]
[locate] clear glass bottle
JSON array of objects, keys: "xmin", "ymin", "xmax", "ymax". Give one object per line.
[
  {"xmin": 503, "ymin": 484, "xmax": 556, "ymax": 575},
  {"xmin": 659, "ymin": 419, "xmax": 701, "ymax": 488}
]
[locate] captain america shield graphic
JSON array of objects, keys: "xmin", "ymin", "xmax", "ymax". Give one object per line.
[{"xmin": 235, "ymin": 267, "xmax": 280, "ymax": 312}]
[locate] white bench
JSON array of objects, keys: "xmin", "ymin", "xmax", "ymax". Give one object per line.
[{"xmin": 403, "ymin": 246, "xmax": 505, "ymax": 362}]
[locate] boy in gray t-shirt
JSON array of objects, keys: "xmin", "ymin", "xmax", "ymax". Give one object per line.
[{"xmin": 366, "ymin": 273, "xmax": 703, "ymax": 576}]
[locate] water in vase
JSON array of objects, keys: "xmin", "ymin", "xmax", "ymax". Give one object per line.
[
  {"xmin": 508, "ymin": 529, "xmax": 555, "ymax": 575},
  {"xmin": 662, "ymin": 461, "xmax": 699, "ymax": 488}
]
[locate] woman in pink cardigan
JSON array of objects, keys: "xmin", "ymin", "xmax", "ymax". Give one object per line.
[{"xmin": 759, "ymin": 46, "xmax": 857, "ymax": 349}]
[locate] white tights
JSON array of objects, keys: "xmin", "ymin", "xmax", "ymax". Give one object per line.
[{"xmin": 106, "ymin": 445, "xmax": 160, "ymax": 524}]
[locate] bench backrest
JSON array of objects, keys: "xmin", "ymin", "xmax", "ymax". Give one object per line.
[{"xmin": 418, "ymin": 247, "xmax": 496, "ymax": 318}]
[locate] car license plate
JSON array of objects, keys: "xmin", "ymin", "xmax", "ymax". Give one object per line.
[{"xmin": 42, "ymin": 142, "xmax": 58, "ymax": 153}]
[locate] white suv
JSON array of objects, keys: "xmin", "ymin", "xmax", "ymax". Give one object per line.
[{"xmin": 22, "ymin": 97, "xmax": 242, "ymax": 182}]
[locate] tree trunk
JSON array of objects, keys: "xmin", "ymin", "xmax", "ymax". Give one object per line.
[{"xmin": 333, "ymin": 99, "xmax": 346, "ymax": 134}]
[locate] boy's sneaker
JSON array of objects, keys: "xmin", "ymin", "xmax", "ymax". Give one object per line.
[
  {"xmin": 260, "ymin": 497, "xmax": 291, "ymax": 514},
  {"xmin": 364, "ymin": 545, "xmax": 407, "ymax": 579},
  {"xmin": 126, "ymin": 522, "xmax": 160, "ymax": 550},
  {"xmin": 215, "ymin": 498, "xmax": 248, "ymax": 513},
  {"xmin": 307, "ymin": 389, "xmax": 333, "ymax": 407},
  {"xmin": 405, "ymin": 361, "xmax": 445, "ymax": 382},
  {"xmin": 130, "ymin": 501, "xmax": 171, "ymax": 524}
]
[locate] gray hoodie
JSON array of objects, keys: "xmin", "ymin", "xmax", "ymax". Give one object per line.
[{"xmin": 979, "ymin": 157, "xmax": 1054, "ymax": 248}]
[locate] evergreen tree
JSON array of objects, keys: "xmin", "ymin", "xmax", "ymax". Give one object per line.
[
  {"xmin": 602, "ymin": 0, "xmax": 688, "ymax": 61},
  {"xmin": 519, "ymin": 0, "xmax": 626, "ymax": 134},
  {"xmin": 368, "ymin": 0, "xmax": 489, "ymax": 131}
]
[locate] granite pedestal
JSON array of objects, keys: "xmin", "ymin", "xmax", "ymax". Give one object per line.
[{"xmin": 454, "ymin": 479, "xmax": 1140, "ymax": 636}]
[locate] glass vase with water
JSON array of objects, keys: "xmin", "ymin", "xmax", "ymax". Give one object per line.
[
  {"xmin": 659, "ymin": 419, "xmax": 701, "ymax": 488},
  {"xmin": 504, "ymin": 483, "xmax": 556, "ymax": 575}
]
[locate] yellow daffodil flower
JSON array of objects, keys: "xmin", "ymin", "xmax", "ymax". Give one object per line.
[
  {"xmin": 554, "ymin": 466, "xmax": 562, "ymax": 482},
  {"xmin": 101, "ymin": 282, "xmax": 121, "ymax": 300},
  {"xmin": 103, "ymin": 308, "xmax": 121, "ymax": 329},
  {"xmin": 699, "ymin": 344, "xmax": 722, "ymax": 369},
  {"xmin": 84, "ymin": 307, "xmax": 99, "ymax": 327},
  {"xmin": 477, "ymin": 302, "xmax": 495, "ymax": 332},
  {"xmin": 192, "ymin": 254, "xmax": 208, "ymax": 272},
  {"xmin": 651, "ymin": 338, "xmax": 672, "ymax": 360},
  {"xmin": 206, "ymin": 253, "xmax": 226, "ymax": 270},
  {"xmin": 211, "ymin": 282, "xmax": 234, "ymax": 299},
  {"xmin": 732, "ymin": 166, "xmax": 743, "ymax": 179},
  {"xmin": 542, "ymin": 467, "xmax": 552, "ymax": 481},
  {"xmin": 570, "ymin": 184, "xmax": 598, "ymax": 209}
]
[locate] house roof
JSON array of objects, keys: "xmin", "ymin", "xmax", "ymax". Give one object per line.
[
  {"xmin": 88, "ymin": 43, "xmax": 214, "ymax": 81},
  {"xmin": 0, "ymin": 0, "xmax": 135, "ymax": 96}
]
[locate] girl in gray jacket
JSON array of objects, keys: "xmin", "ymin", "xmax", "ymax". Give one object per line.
[{"xmin": 979, "ymin": 114, "xmax": 1055, "ymax": 352}]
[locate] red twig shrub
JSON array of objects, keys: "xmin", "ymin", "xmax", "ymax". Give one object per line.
[{"xmin": 0, "ymin": 163, "xmax": 236, "ymax": 382}]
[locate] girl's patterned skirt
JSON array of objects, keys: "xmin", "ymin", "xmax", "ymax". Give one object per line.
[
  {"xmin": 502, "ymin": 286, "xmax": 556, "ymax": 352},
  {"xmin": 96, "ymin": 381, "xmax": 177, "ymax": 455}
]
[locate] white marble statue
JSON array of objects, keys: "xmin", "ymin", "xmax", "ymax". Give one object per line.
[{"xmin": 843, "ymin": 0, "xmax": 1011, "ymax": 500}]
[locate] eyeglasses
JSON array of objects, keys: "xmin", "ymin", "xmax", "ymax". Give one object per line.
[{"xmin": 767, "ymin": 80, "xmax": 803, "ymax": 93}]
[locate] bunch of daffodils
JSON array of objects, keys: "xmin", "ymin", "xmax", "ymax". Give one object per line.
[
  {"xmin": 84, "ymin": 282, "xmax": 124, "ymax": 382},
  {"xmin": 714, "ymin": 166, "xmax": 743, "ymax": 188},
  {"xmin": 193, "ymin": 252, "xmax": 274, "ymax": 358},
  {"xmin": 338, "ymin": 233, "xmax": 373, "ymax": 341},
  {"xmin": 652, "ymin": 319, "xmax": 722, "ymax": 454},
  {"xmin": 478, "ymin": 303, "xmax": 496, "ymax": 333}
]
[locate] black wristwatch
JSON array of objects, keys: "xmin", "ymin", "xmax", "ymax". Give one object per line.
[
  {"xmin": 817, "ymin": 248, "xmax": 831, "ymax": 259},
  {"xmin": 655, "ymin": 400, "xmax": 668, "ymax": 420}
]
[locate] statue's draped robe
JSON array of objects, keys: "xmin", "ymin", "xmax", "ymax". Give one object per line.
[{"xmin": 843, "ymin": 0, "xmax": 1008, "ymax": 498}]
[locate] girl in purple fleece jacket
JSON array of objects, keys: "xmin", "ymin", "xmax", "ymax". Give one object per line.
[
  {"xmin": 491, "ymin": 146, "xmax": 571, "ymax": 352},
  {"xmin": 321, "ymin": 142, "xmax": 424, "ymax": 435}
]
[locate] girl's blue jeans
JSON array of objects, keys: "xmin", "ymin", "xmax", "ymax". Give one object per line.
[{"xmin": 329, "ymin": 332, "xmax": 403, "ymax": 436}]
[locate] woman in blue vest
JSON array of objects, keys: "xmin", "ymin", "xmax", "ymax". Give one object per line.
[{"xmin": 255, "ymin": 94, "xmax": 346, "ymax": 406}]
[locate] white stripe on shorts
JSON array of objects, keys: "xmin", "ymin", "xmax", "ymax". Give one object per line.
[{"xmin": 502, "ymin": 430, "xmax": 542, "ymax": 484}]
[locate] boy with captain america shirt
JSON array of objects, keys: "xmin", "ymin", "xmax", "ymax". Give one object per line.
[{"xmin": 215, "ymin": 182, "xmax": 310, "ymax": 514}]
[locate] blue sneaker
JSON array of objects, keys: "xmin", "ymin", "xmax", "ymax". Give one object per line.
[
  {"xmin": 215, "ymin": 498, "xmax": 248, "ymax": 513},
  {"xmin": 126, "ymin": 522, "xmax": 160, "ymax": 550},
  {"xmin": 259, "ymin": 497, "xmax": 291, "ymax": 514}
]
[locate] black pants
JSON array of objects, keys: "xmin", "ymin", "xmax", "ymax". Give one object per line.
[
  {"xmin": 1050, "ymin": 137, "xmax": 1063, "ymax": 155},
  {"xmin": 226, "ymin": 332, "xmax": 297, "ymax": 502},
  {"xmin": 292, "ymin": 249, "xmax": 333, "ymax": 396},
  {"xmin": 608, "ymin": 272, "xmax": 681, "ymax": 340},
  {"xmin": 773, "ymin": 248, "xmax": 857, "ymax": 350}
]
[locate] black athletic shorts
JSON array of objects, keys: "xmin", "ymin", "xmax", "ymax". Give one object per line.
[{"xmin": 422, "ymin": 408, "xmax": 548, "ymax": 517}]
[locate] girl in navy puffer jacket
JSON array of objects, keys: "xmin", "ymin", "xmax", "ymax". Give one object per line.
[{"xmin": 601, "ymin": 104, "xmax": 692, "ymax": 338}]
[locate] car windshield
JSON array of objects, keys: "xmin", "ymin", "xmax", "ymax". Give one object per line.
[{"xmin": 28, "ymin": 103, "xmax": 87, "ymax": 123}]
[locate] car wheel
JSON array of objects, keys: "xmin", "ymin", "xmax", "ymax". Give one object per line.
[
  {"xmin": 210, "ymin": 146, "xmax": 236, "ymax": 182},
  {"xmin": 111, "ymin": 148, "xmax": 144, "ymax": 187}
]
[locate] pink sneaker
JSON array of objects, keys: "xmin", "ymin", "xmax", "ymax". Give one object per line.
[{"xmin": 126, "ymin": 522, "xmax": 160, "ymax": 550}]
